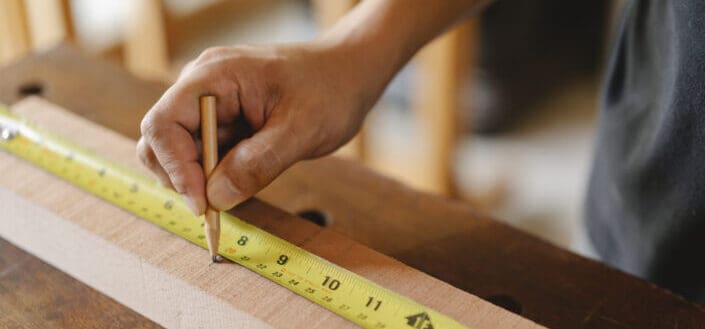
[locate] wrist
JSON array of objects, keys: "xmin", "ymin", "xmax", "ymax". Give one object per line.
[
  {"xmin": 314, "ymin": 21, "xmax": 407, "ymax": 115},
  {"xmin": 305, "ymin": 32, "xmax": 390, "ymax": 116}
]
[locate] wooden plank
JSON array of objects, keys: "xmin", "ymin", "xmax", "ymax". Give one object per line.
[
  {"xmin": 0, "ymin": 239, "xmax": 160, "ymax": 328},
  {"xmin": 0, "ymin": 97, "xmax": 542, "ymax": 328}
]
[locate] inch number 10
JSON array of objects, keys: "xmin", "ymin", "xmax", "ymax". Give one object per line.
[{"xmin": 322, "ymin": 275, "xmax": 341, "ymax": 290}]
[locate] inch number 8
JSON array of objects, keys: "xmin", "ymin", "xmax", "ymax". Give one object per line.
[{"xmin": 237, "ymin": 235, "xmax": 248, "ymax": 246}]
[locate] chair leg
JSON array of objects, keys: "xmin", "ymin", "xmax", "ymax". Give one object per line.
[
  {"xmin": 124, "ymin": 0, "xmax": 170, "ymax": 81},
  {"xmin": 412, "ymin": 21, "xmax": 476, "ymax": 195},
  {"xmin": 23, "ymin": 0, "xmax": 74, "ymax": 51},
  {"xmin": 0, "ymin": 0, "xmax": 30, "ymax": 64}
]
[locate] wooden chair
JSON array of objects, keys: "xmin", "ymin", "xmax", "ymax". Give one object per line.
[{"xmin": 0, "ymin": 0, "xmax": 73, "ymax": 65}]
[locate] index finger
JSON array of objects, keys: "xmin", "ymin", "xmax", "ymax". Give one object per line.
[
  {"xmin": 139, "ymin": 66, "xmax": 241, "ymax": 215},
  {"xmin": 140, "ymin": 93, "xmax": 206, "ymax": 215}
]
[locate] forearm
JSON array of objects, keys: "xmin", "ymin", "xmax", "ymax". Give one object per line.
[{"xmin": 320, "ymin": 0, "xmax": 489, "ymax": 91}]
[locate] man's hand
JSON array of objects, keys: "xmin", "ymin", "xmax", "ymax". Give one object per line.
[
  {"xmin": 137, "ymin": 0, "xmax": 486, "ymax": 215},
  {"xmin": 137, "ymin": 43, "xmax": 377, "ymax": 214}
]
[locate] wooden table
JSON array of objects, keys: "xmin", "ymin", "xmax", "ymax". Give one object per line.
[{"xmin": 1, "ymin": 45, "xmax": 703, "ymax": 329}]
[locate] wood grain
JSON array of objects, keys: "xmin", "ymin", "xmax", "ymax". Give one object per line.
[
  {"xmin": 0, "ymin": 239, "xmax": 160, "ymax": 329},
  {"xmin": 0, "ymin": 97, "xmax": 543, "ymax": 328},
  {"xmin": 0, "ymin": 46, "xmax": 160, "ymax": 140}
]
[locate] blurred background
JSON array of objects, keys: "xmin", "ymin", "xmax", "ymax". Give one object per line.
[{"xmin": 0, "ymin": 0, "xmax": 625, "ymax": 259}]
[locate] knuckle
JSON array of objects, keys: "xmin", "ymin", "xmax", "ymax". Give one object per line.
[
  {"xmin": 219, "ymin": 166, "xmax": 243, "ymax": 196},
  {"xmin": 237, "ymin": 143, "xmax": 261, "ymax": 174},
  {"xmin": 140, "ymin": 113, "xmax": 158, "ymax": 139},
  {"xmin": 161, "ymin": 158, "xmax": 186, "ymax": 191},
  {"xmin": 136, "ymin": 139, "xmax": 151, "ymax": 164},
  {"xmin": 178, "ymin": 60, "xmax": 197, "ymax": 79},
  {"xmin": 225, "ymin": 143, "xmax": 271, "ymax": 194},
  {"xmin": 234, "ymin": 145, "xmax": 260, "ymax": 179},
  {"xmin": 209, "ymin": 74, "xmax": 238, "ymax": 97},
  {"xmin": 140, "ymin": 111, "xmax": 171, "ymax": 143},
  {"xmin": 159, "ymin": 152, "xmax": 180, "ymax": 177},
  {"xmin": 196, "ymin": 46, "xmax": 230, "ymax": 64}
]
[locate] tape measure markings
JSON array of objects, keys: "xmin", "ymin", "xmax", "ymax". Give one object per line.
[{"xmin": 0, "ymin": 106, "xmax": 469, "ymax": 329}]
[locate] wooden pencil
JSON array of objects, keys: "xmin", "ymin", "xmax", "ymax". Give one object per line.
[{"xmin": 199, "ymin": 95, "xmax": 220, "ymax": 262}]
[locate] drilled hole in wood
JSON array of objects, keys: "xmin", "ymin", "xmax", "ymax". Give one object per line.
[
  {"xmin": 18, "ymin": 82, "xmax": 45, "ymax": 96},
  {"xmin": 486, "ymin": 294, "xmax": 522, "ymax": 315},
  {"xmin": 296, "ymin": 210, "xmax": 328, "ymax": 227}
]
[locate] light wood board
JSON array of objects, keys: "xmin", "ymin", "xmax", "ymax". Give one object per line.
[{"xmin": 0, "ymin": 97, "xmax": 543, "ymax": 329}]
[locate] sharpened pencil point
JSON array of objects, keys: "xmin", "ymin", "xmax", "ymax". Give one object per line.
[{"xmin": 212, "ymin": 255, "xmax": 223, "ymax": 263}]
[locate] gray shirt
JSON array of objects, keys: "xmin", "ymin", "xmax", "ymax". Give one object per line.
[{"xmin": 586, "ymin": 0, "xmax": 705, "ymax": 303}]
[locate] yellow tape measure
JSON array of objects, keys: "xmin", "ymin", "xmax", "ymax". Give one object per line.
[{"xmin": 0, "ymin": 106, "xmax": 468, "ymax": 329}]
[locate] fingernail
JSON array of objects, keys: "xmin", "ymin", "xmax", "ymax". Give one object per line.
[
  {"xmin": 207, "ymin": 175, "xmax": 246, "ymax": 211},
  {"xmin": 181, "ymin": 194, "xmax": 202, "ymax": 216}
]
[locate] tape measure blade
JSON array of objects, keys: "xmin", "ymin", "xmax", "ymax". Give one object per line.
[{"xmin": 0, "ymin": 107, "xmax": 471, "ymax": 329}]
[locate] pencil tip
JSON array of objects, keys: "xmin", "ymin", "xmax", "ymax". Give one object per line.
[{"xmin": 212, "ymin": 255, "xmax": 223, "ymax": 263}]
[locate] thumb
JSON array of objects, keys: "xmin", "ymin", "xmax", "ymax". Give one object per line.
[{"xmin": 206, "ymin": 123, "xmax": 300, "ymax": 210}]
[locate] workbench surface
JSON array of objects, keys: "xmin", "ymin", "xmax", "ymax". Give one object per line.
[{"xmin": 0, "ymin": 45, "xmax": 703, "ymax": 329}]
